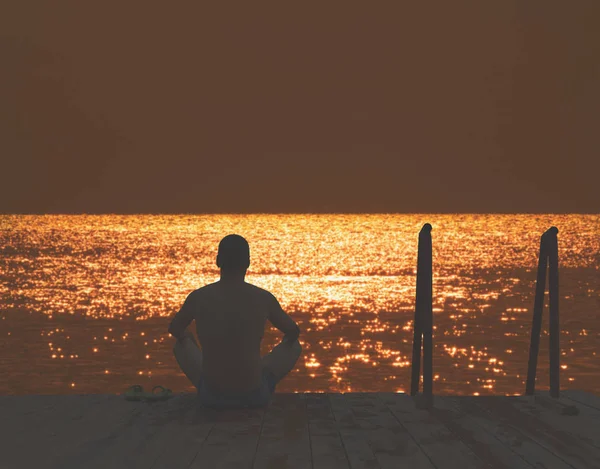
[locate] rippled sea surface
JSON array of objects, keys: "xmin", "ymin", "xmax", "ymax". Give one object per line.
[{"xmin": 1, "ymin": 214, "xmax": 599, "ymax": 396}]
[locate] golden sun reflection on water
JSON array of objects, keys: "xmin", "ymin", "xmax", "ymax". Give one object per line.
[{"xmin": 0, "ymin": 214, "xmax": 599, "ymax": 396}]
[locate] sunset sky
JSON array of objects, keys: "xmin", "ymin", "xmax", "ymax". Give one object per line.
[{"xmin": 2, "ymin": 2, "xmax": 599, "ymax": 214}]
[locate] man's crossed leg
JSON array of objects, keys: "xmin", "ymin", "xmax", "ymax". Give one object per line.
[{"xmin": 173, "ymin": 331, "xmax": 302, "ymax": 397}]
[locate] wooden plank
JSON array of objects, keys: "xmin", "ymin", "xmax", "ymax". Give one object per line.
[
  {"xmin": 252, "ymin": 393, "xmax": 312, "ymax": 469},
  {"xmin": 119, "ymin": 393, "xmax": 204, "ymax": 469},
  {"xmin": 0, "ymin": 394, "xmax": 75, "ymax": 436},
  {"xmin": 1, "ymin": 394, "xmax": 141, "ymax": 469},
  {"xmin": 49, "ymin": 394, "xmax": 141, "ymax": 469},
  {"xmin": 0, "ymin": 394, "xmax": 73, "ymax": 417},
  {"xmin": 188, "ymin": 404, "xmax": 265, "ymax": 469},
  {"xmin": 305, "ymin": 393, "xmax": 349, "ymax": 469},
  {"xmin": 449, "ymin": 397, "xmax": 573, "ymax": 469},
  {"xmin": 341, "ymin": 392, "xmax": 435, "ymax": 469},
  {"xmin": 328, "ymin": 393, "xmax": 381, "ymax": 469},
  {"xmin": 0, "ymin": 394, "xmax": 121, "ymax": 469},
  {"xmin": 509, "ymin": 394, "xmax": 600, "ymax": 453},
  {"xmin": 379, "ymin": 393, "xmax": 489, "ymax": 469},
  {"xmin": 151, "ymin": 396, "xmax": 214, "ymax": 468},
  {"xmin": 0, "ymin": 395, "xmax": 129, "ymax": 467},
  {"xmin": 530, "ymin": 391, "xmax": 582, "ymax": 415},
  {"xmin": 45, "ymin": 393, "xmax": 208, "ymax": 469},
  {"xmin": 469, "ymin": 396, "xmax": 600, "ymax": 469},
  {"xmin": 3, "ymin": 392, "xmax": 598, "ymax": 469},
  {"xmin": 68, "ymin": 398, "xmax": 166, "ymax": 469},
  {"xmin": 550, "ymin": 391, "xmax": 600, "ymax": 419},
  {"xmin": 497, "ymin": 394, "xmax": 600, "ymax": 464},
  {"xmin": 129, "ymin": 401, "xmax": 191, "ymax": 469},
  {"xmin": 431, "ymin": 396, "xmax": 534, "ymax": 469},
  {"xmin": 562, "ymin": 390, "xmax": 600, "ymax": 412},
  {"xmin": 0, "ymin": 394, "xmax": 104, "ymax": 438}
]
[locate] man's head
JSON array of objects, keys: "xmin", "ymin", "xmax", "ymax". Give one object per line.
[{"xmin": 216, "ymin": 234, "xmax": 250, "ymax": 271}]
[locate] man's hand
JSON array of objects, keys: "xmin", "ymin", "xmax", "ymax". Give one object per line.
[
  {"xmin": 268, "ymin": 295, "xmax": 301, "ymax": 342},
  {"xmin": 182, "ymin": 330, "xmax": 197, "ymax": 342},
  {"xmin": 172, "ymin": 329, "xmax": 196, "ymax": 343},
  {"xmin": 168, "ymin": 291, "xmax": 197, "ymax": 340}
]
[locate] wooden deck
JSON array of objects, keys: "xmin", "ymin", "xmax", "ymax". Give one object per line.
[{"xmin": 1, "ymin": 391, "xmax": 599, "ymax": 469}]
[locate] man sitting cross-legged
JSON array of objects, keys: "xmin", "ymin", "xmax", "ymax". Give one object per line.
[{"xmin": 168, "ymin": 234, "xmax": 302, "ymax": 408}]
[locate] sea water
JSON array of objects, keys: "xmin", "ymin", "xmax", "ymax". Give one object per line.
[{"xmin": 1, "ymin": 214, "xmax": 598, "ymax": 395}]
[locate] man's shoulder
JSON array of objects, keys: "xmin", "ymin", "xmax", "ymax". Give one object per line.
[
  {"xmin": 196, "ymin": 282, "xmax": 217, "ymax": 291},
  {"xmin": 245, "ymin": 283, "xmax": 275, "ymax": 300},
  {"xmin": 192, "ymin": 282, "xmax": 273, "ymax": 300},
  {"xmin": 191, "ymin": 282, "xmax": 217, "ymax": 297}
]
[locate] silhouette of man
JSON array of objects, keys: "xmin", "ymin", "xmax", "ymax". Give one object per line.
[{"xmin": 168, "ymin": 234, "xmax": 302, "ymax": 408}]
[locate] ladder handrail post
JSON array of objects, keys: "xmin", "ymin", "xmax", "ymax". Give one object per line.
[
  {"xmin": 410, "ymin": 223, "xmax": 432, "ymax": 402},
  {"xmin": 422, "ymin": 226, "xmax": 433, "ymax": 400},
  {"xmin": 525, "ymin": 226, "xmax": 560, "ymax": 396},
  {"xmin": 548, "ymin": 228, "xmax": 560, "ymax": 398},
  {"xmin": 525, "ymin": 232, "xmax": 548, "ymax": 395}
]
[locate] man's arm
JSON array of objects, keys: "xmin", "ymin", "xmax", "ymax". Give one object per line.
[
  {"xmin": 168, "ymin": 292, "xmax": 197, "ymax": 340},
  {"xmin": 267, "ymin": 293, "xmax": 300, "ymax": 342}
]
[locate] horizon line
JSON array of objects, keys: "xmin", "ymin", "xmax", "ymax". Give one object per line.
[{"xmin": 1, "ymin": 212, "xmax": 599, "ymax": 216}]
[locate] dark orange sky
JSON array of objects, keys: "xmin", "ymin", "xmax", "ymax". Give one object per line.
[{"xmin": 2, "ymin": 2, "xmax": 599, "ymax": 214}]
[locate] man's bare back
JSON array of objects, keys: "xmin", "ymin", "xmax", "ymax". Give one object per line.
[
  {"xmin": 169, "ymin": 234, "xmax": 301, "ymax": 405},
  {"xmin": 170, "ymin": 280, "xmax": 300, "ymax": 395}
]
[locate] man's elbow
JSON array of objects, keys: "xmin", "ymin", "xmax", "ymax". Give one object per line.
[
  {"xmin": 286, "ymin": 325, "xmax": 301, "ymax": 341},
  {"xmin": 167, "ymin": 323, "xmax": 179, "ymax": 339}
]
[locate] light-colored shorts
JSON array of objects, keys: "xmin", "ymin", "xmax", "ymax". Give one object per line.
[{"xmin": 196, "ymin": 369, "xmax": 278, "ymax": 409}]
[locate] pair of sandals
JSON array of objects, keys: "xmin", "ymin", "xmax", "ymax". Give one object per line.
[{"xmin": 124, "ymin": 384, "xmax": 173, "ymax": 402}]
